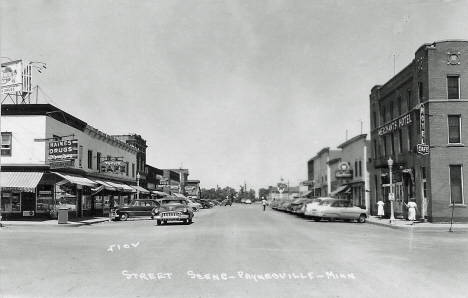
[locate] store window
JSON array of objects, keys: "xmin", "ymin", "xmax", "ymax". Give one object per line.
[
  {"xmin": 449, "ymin": 165, "xmax": 463, "ymax": 204},
  {"xmin": 37, "ymin": 185, "xmax": 53, "ymax": 213},
  {"xmin": 447, "ymin": 76, "xmax": 460, "ymax": 100},
  {"xmin": 1, "ymin": 132, "xmax": 12, "ymax": 156},
  {"xmin": 448, "ymin": 115, "xmax": 461, "ymax": 144}
]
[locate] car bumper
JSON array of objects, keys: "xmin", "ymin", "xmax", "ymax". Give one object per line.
[{"xmin": 154, "ymin": 214, "xmax": 190, "ymax": 221}]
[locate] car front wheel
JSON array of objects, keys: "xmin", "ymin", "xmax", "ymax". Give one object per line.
[{"xmin": 119, "ymin": 213, "xmax": 128, "ymax": 221}]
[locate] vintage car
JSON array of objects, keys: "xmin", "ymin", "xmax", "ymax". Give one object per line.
[
  {"xmin": 152, "ymin": 198, "xmax": 194, "ymax": 225},
  {"xmin": 221, "ymin": 199, "xmax": 232, "ymax": 206},
  {"xmin": 110, "ymin": 199, "xmax": 160, "ymax": 221},
  {"xmin": 197, "ymin": 199, "xmax": 214, "ymax": 209},
  {"xmin": 186, "ymin": 199, "xmax": 202, "ymax": 212},
  {"xmin": 307, "ymin": 198, "xmax": 367, "ymax": 223},
  {"xmin": 304, "ymin": 197, "xmax": 327, "ymax": 217}
]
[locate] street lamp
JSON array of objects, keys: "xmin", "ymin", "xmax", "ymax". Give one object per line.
[
  {"xmin": 388, "ymin": 157, "xmax": 396, "ymax": 225},
  {"xmin": 136, "ymin": 173, "xmax": 141, "ymax": 200}
]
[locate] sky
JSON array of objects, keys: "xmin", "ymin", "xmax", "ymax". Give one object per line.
[{"xmin": 2, "ymin": 0, "xmax": 468, "ymax": 192}]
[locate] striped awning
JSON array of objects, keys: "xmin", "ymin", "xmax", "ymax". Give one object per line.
[
  {"xmin": 151, "ymin": 190, "xmax": 168, "ymax": 196},
  {"xmin": 104, "ymin": 181, "xmax": 135, "ymax": 192},
  {"xmin": 52, "ymin": 172, "xmax": 98, "ymax": 187},
  {"xmin": 1, "ymin": 172, "xmax": 43, "ymax": 192},
  {"xmin": 129, "ymin": 185, "xmax": 150, "ymax": 194}
]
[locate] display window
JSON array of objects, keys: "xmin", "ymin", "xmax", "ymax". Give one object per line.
[
  {"xmin": 82, "ymin": 195, "xmax": 92, "ymax": 210},
  {"xmin": 54, "ymin": 184, "xmax": 77, "ymax": 211},
  {"xmin": 37, "ymin": 185, "xmax": 53, "ymax": 213},
  {"xmin": 1, "ymin": 192, "xmax": 12, "ymax": 212},
  {"xmin": 11, "ymin": 193, "xmax": 20, "ymax": 212}
]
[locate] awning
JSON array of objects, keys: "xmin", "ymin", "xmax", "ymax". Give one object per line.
[
  {"xmin": 52, "ymin": 172, "xmax": 98, "ymax": 187},
  {"xmin": 129, "ymin": 185, "xmax": 150, "ymax": 194},
  {"xmin": 92, "ymin": 180, "xmax": 117, "ymax": 191},
  {"xmin": 151, "ymin": 190, "xmax": 168, "ymax": 196},
  {"xmin": 329, "ymin": 185, "xmax": 351, "ymax": 196},
  {"xmin": 1, "ymin": 172, "xmax": 43, "ymax": 192},
  {"xmin": 300, "ymin": 191, "xmax": 312, "ymax": 197},
  {"xmin": 103, "ymin": 181, "xmax": 135, "ymax": 193}
]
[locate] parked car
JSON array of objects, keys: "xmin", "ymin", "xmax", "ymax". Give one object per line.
[
  {"xmin": 110, "ymin": 199, "xmax": 160, "ymax": 221},
  {"xmin": 307, "ymin": 198, "xmax": 367, "ymax": 223},
  {"xmin": 196, "ymin": 199, "xmax": 213, "ymax": 209},
  {"xmin": 245, "ymin": 199, "xmax": 252, "ymax": 204},
  {"xmin": 304, "ymin": 197, "xmax": 328, "ymax": 217},
  {"xmin": 290, "ymin": 198, "xmax": 313, "ymax": 215},
  {"xmin": 152, "ymin": 198, "xmax": 194, "ymax": 225},
  {"xmin": 221, "ymin": 199, "xmax": 232, "ymax": 206},
  {"xmin": 186, "ymin": 199, "xmax": 202, "ymax": 212}
]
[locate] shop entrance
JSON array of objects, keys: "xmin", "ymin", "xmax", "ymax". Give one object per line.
[{"xmin": 21, "ymin": 192, "xmax": 36, "ymax": 215}]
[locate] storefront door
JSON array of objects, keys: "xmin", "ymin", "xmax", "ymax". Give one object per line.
[{"xmin": 21, "ymin": 192, "xmax": 36, "ymax": 216}]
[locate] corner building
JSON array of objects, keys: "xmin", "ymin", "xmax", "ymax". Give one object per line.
[{"xmin": 369, "ymin": 40, "xmax": 468, "ymax": 223}]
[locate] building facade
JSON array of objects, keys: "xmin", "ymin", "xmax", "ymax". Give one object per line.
[
  {"xmin": 307, "ymin": 147, "xmax": 341, "ymax": 197},
  {"xmin": 369, "ymin": 40, "xmax": 468, "ymax": 222},
  {"xmin": 1, "ymin": 104, "xmax": 141, "ymax": 219}
]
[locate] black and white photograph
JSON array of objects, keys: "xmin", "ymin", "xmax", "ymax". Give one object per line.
[{"xmin": 1, "ymin": 1, "xmax": 468, "ymax": 297}]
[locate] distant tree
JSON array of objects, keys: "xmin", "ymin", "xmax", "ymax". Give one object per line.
[{"xmin": 259, "ymin": 188, "xmax": 269, "ymax": 200}]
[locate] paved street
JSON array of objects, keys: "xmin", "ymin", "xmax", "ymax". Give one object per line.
[{"xmin": 1, "ymin": 204, "xmax": 467, "ymax": 298}]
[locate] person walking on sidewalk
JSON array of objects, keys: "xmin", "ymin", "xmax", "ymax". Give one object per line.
[
  {"xmin": 377, "ymin": 200, "xmax": 385, "ymax": 219},
  {"xmin": 262, "ymin": 197, "xmax": 267, "ymax": 211},
  {"xmin": 405, "ymin": 199, "xmax": 417, "ymax": 225}
]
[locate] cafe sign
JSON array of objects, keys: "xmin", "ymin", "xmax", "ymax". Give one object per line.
[
  {"xmin": 100, "ymin": 160, "xmax": 127, "ymax": 174},
  {"xmin": 335, "ymin": 162, "xmax": 353, "ymax": 179},
  {"xmin": 417, "ymin": 103, "xmax": 429, "ymax": 155},
  {"xmin": 48, "ymin": 139, "xmax": 78, "ymax": 161}
]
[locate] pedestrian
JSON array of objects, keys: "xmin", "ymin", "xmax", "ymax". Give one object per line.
[
  {"xmin": 405, "ymin": 199, "xmax": 417, "ymax": 225},
  {"xmin": 262, "ymin": 197, "xmax": 267, "ymax": 211},
  {"xmin": 377, "ymin": 200, "xmax": 385, "ymax": 219}
]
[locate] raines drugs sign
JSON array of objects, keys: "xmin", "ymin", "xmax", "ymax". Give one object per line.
[{"xmin": 48, "ymin": 139, "xmax": 78, "ymax": 160}]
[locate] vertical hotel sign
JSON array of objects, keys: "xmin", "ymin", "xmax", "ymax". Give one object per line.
[{"xmin": 417, "ymin": 104, "xmax": 429, "ymax": 155}]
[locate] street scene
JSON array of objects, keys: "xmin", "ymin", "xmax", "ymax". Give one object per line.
[
  {"xmin": 1, "ymin": 203, "xmax": 467, "ymax": 298},
  {"xmin": 2, "ymin": 1, "xmax": 468, "ymax": 297}
]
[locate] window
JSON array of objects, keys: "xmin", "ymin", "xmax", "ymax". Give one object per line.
[
  {"xmin": 447, "ymin": 76, "xmax": 460, "ymax": 100},
  {"xmin": 398, "ymin": 130, "xmax": 403, "ymax": 153},
  {"xmin": 374, "ymin": 140, "xmax": 379, "ymax": 158},
  {"xmin": 406, "ymin": 89, "xmax": 412, "ymax": 112},
  {"xmin": 1, "ymin": 133, "xmax": 12, "ymax": 156},
  {"xmin": 390, "ymin": 102, "xmax": 394, "ymax": 120},
  {"xmin": 418, "ymin": 81, "xmax": 424, "ymax": 103},
  {"xmin": 449, "ymin": 165, "xmax": 463, "ymax": 204},
  {"xmin": 391, "ymin": 132, "xmax": 395, "ymax": 155},
  {"xmin": 382, "ymin": 106, "xmax": 386, "ymax": 124},
  {"xmin": 132, "ymin": 163, "xmax": 135, "ymax": 178},
  {"xmin": 373, "ymin": 111, "xmax": 377, "ymax": 129},
  {"xmin": 397, "ymin": 96, "xmax": 402, "ymax": 115},
  {"xmin": 96, "ymin": 152, "xmax": 101, "ymax": 170},
  {"xmin": 355, "ymin": 161, "xmax": 358, "ymax": 177},
  {"xmin": 421, "ymin": 167, "xmax": 427, "ymax": 198},
  {"xmin": 448, "ymin": 115, "xmax": 461, "ymax": 144},
  {"xmin": 359, "ymin": 161, "xmax": 362, "ymax": 177},
  {"xmin": 126, "ymin": 162, "xmax": 129, "ymax": 176},
  {"xmin": 87, "ymin": 150, "xmax": 93, "ymax": 169},
  {"xmin": 407, "ymin": 124, "xmax": 413, "ymax": 151},
  {"xmin": 383, "ymin": 136, "xmax": 387, "ymax": 156},
  {"xmin": 107, "ymin": 155, "xmax": 111, "ymax": 161}
]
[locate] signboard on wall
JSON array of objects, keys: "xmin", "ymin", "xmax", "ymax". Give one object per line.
[
  {"xmin": 335, "ymin": 162, "xmax": 353, "ymax": 179},
  {"xmin": 100, "ymin": 160, "xmax": 126, "ymax": 174},
  {"xmin": 48, "ymin": 139, "xmax": 79, "ymax": 161},
  {"xmin": 50, "ymin": 160, "xmax": 75, "ymax": 169}
]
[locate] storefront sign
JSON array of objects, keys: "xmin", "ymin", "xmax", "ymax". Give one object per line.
[
  {"xmin": 23, "ymin": 211, "xmax": 35, "ymax": 216},
  {"xmin": 50, "ymin": 160, "xmax": 75, "ymax": 169},
  {"xmin": 100, "ymin": 160, "xmax": 126, "ymax": 174},
  {"xmin": 417, "ymin": 144, "xmax": 429, "ymax": 155},
  {"xmin": 48, "ymin": 139, "xmax": 78, "ymax": 160},
  {"xmin": 378, "ymin": 114, "xmax": 412, "ymax": 136},
  {"xmin": 335, "ymin": 170, "xmax": 353, "ymax": 179},
  {"xmin": 300, "ymin": 180, "xmax": 315, "ymax": 186}
]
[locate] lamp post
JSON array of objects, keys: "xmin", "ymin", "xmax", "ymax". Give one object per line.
[
  {"xmin": 136, "ymin": 173, "xmax": 141, "ymax": 200},
  {"xmin": 388, "ymin": 157, "xmax": 396, "ymax": 225}
]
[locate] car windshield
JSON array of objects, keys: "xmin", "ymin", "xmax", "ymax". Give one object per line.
[
  {"xmin": 162, "ymin": 200, "xmax": 186, "ymax": 205},
  {"xmin": 319, "ymin": 200, "xmax": 333, "ymax": 206}
]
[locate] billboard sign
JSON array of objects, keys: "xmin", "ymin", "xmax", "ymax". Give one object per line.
[
  {"xmin": 1, "ymin": 60, "xmax": 23, "ymax": 94},
  {"xmin": 48, "ymin": 139, "xmax": 79, "ymax": 161}
]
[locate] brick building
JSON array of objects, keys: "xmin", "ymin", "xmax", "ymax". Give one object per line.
[{"xmin": 369, "ymin": 40, "xmax": 468, "ymax": 223}]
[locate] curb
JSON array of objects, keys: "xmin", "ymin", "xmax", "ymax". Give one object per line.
[{"xmin": 366, "ymin": 218, "xmax": 468, "ymax": 232}]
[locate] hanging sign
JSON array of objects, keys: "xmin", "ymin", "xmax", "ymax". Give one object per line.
[
  {"xmin": 335, "ymin": 162, "xmax": 353, "ymax": 179},
  {"xmin": 48, "ymin": 139, "xmax": 79, "ymax": 160},
  {"xmin": 417, "ymin": 104, "xmax": 429, "ymax": 155}
]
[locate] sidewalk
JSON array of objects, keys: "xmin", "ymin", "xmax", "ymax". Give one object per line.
[
  {"xmin": 0, "ymin": 217, "xmax": 110, "ymax": 227},
  {"xmin": 366, "ymin": 215, "xmax": 468, "ymax": 232}
]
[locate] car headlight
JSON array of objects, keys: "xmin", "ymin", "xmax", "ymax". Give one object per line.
[
  {"xmin": 182, "ymin": 208, "xmax": 188, "ymax": 213},
  {"xmin": 152, "ymin": 208, "xmax": 159, "ymax": 214}
]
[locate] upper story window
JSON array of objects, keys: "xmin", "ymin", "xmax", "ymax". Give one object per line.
[
  {"xmin": 447, "ymin": 76, "xmax": 460, "ymax": 100},
  {"xmin": 448, "ymin": 115, "xmax": 461, "ymax": 144},
  {"xmin": 397, "ymin": 96, "xmax": 402, "ymax": 115},
  {"xmin": 390, "ymin": 102, "xmax": 394, "ymax": 120},
  {"xmin": 406, "ymin": 89, "xmax": 412, "ymax": 112},
  {"xmin": 87, "ymin": 150, "xmax": 93, "ymax": 169},
  {"xmin": 373, "ymin": 111, "xmax": 377, "ymax": 129},
  {"xmin": 381, "ymin": 106, "xmax": 386, "ymax": 124},
  {"xmin": 1, "ymin": 133, "xmax": 12, "ymax": 156},
  {"xmin": 96, "ymin": 152, "xmax": 101, "ymax": 171},
  {"xmin": 418, "ymin": 81, "xmax": 424, "ymax": 103}
]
